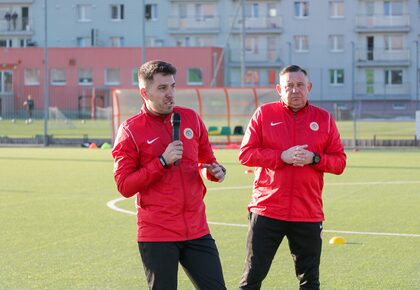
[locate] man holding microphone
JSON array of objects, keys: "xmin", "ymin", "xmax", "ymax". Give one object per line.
[{"xmin": 112, "ymin": 60, "xmax": 227, "ymax": 290}]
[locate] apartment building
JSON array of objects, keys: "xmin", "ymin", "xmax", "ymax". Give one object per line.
[{"xmin": 0, "ymin": 0, "xmax": 419, "ymax": 118}]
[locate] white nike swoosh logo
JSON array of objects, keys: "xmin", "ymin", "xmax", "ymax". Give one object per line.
[
  {"xmin": 147, "ymin": 137, "xmax": 159, "ymax": 144},
  {"xmin": 270, "ymin": 121, "xmax": 283, "ymax": 126}
]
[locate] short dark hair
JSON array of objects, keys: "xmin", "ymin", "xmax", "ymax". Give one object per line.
[
  {"xmin": 138, "ymin": 60, "xmax": 177, "ymax": 88},
  {"xmin": 280, "ymin": 65, "xmax": 307, "ymax": 76}
]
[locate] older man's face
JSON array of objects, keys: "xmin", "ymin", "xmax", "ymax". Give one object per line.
[{"xmin": 276, "ymin": 71, "xmax": 312, "ymax": 112}]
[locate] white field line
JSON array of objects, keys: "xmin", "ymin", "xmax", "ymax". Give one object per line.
[
  {"xmin": 107, "ymin": 197, "xmax": 136, "ymax": 216},
  {"xmin": 106, "ymin": 192, "xmax": 420, "ymax": 238},
  {"xmin": 208, "ymin": 180, "xmax": 420, "ymax": 191},
  {"xmin": 207, "ymin": 221, "xmax": 420, "ymax": 237}
]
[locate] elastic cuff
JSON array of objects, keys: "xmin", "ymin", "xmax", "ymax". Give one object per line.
[{"xmin": 158, "ymin": 155, "xmax": 168, "ymax": 168}]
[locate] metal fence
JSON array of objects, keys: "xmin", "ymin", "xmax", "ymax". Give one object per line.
[{"xmin": 0, "ymin": 87, "xmax": 419, "ymax": 147}]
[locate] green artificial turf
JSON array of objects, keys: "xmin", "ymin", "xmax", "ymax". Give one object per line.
[{"xmin": 0, "ymin": 148, "xmax": 419, "ymax": 289}]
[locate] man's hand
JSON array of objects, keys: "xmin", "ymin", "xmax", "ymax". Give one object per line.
[
  {"xmin": 202, "ymin": 163, "xmax": 226, "ymax": 183},
  {"xmin": 281, "ymin": 145, "xmax": 313, "ymax": 167},
  {"xmin": 161, "ymin": 140, "xmax": 183, "ymax": 165}
]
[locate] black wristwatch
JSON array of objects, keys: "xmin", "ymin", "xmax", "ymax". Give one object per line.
[{"xmin": 312, "ymin": 153, "xmax": 321, "ymax": 165}]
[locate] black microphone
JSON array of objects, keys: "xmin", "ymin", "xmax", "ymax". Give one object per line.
[{"xmin": 171, "ymin": 112, "xmax": 181, "ymax": 165}]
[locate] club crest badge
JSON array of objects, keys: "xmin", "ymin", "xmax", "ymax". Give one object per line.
[
  {"xmin": 184, "ymin": 128, "xmax": 194, "ymax": 139},
  {"xmin": 310, "ymin": 122, "xmax": 319, "ymax": 131}
]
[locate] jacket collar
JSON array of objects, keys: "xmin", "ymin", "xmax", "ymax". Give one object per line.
[
  {"xmin": 141, "ymin": 104, "xmax": 172, "ymax": 123},
  {"xmin": 280, "ymin": 100, "xmax": 310, "ymax": 115}
]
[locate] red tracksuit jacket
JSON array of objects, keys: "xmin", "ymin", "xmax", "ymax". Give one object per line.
[
  {"xmin": 112, "ymin": 105, "xmax": 219, "ymax": 242},
  {"xmin": 239, "ymin": 101, "xmax": 346, "ymax": 222}
]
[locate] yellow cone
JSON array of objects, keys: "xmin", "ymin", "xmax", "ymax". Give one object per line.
[{"xmin": 329, "ymin": 236, "xmax": 346, "ymax": 245}]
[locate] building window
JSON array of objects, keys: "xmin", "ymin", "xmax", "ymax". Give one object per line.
[
  {"xmin": 77, "ymin": 4, "xmax": 92, "ymax": 21},
  {"xmin": 294, "ymin": 35, "xmax": 309, "ymax": 52},
  {"xmin": 195, "ymin": 3, "xmax": 203, "ymax": 21},
  {"xmin": 0, "ymin": 39, "xmax": 12, "ymax": 47},
  {"xmin": 132, "ymin": 68, "xmax": 139, "ymax": 85},
  {"xmin": 24, "ymin": 68, "xmax": 40, "ymax": 85},
  {"xmin": 0, "ymin": 71, "xmax": 13, "ymax": 93},
  {"xmin": 384, "ymin": 1, "xmax": 403, "ymax": 16},
  {"xmin": 179, "ymin": 3, "xmax": 187, "ymax": 19},
  {"xmin": 392, "ymin": 103, "xmax": 406, "ymax": 110},
  {"xmin": 145, "ymin": 4, "xmax": 158, "ymax": 20},
  {"xmin": 51, "ymin": 68, "xmax": 66, "ymax": 85},
  {"xmin": 329, "ymin": 1, "xmax": 344, "ymax": 18},
  {"xmin": 78, "ymin": 68, "xmax": 93, "ymax": 85},
  {"xmin": 385, "ymin": 69, "xmax": 402, "ymax": 84},
  {"xmin": 149, "ymin": 38, "xmax": 165, "ymax": 47},
  {"xmin": 195, "ymin": 37, "xmax": 203, "ymax": 47},
  {"xmin": 246, "ymin": 3, "xmax": 259, "ymax": 18},
  {"xmin": 366, "ymin": 69, "xmax": 375, "ymax": 94},
  {"xmin": 267, "ymin": 36, "xmax": 278, "ymax": 62},
  {"xmin": 77, "ymin": 37, "xmax": 91, "ymax": 47},
  {"xmin": 196, "ymin": 37, "xmax": 204, "ymax": 47},
  {"xmin": 294, "ymin": 1, "xmax": 309, "ymax": 18},
  {"xmin": 268, "ymin": 69, "xmax": 277, "ymax": 85},
  {"xmin": 110, "ymin": 37, "xmax": 124, "ymax": 47},
  {"xmin": 329, "ymin": 69, "xmax": 344, "ymax": 85},
  {"xmin": 384, "ymin": 35, "xmax": 403, "ymax": 51},
  {"xmin": 268, "ymin": 3, "xmax": 277, "ymax": 17},
  {"xmin": 187, "ymin": 68, "xmax": 203, "ymax": 85},
  {"xmin": 329, "ymin": 35, "xmax": 344, "ymax": 52},
  {"xmin": 111, "ymin": 4, "xmax": 124, "ymax": 20},
  {"xmin": 105, "ymin": 68, "xmax": 120, "ymax": 85},
  {"xmin": 20, "ymin": 39, "xmax": 34, "ymax": 47},
  {"xmin": 367, "ymin": 2, "xmax": 374, "ymax": 16},
  {"xmin": 245, "ymin": 69, "xmax": 259, "ymax": 85},
  {"xmin": 175, "ymin": 36, "xmax": 191, "ymax": 47},
  {"xmin": 148, "ymin": 4, "xmax": 158, "ymax": 20},
  {"xmin": 245, "ymin": 36, "xmax": 259, "ymax": 54},
  {"xmin": 204, "ymin": 4, "xmax": 216, "ymax": 20}
]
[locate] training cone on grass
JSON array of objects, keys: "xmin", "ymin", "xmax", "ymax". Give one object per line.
[
  {"xmin": 89, "ymin": 143, "xmax": 97, "ymax": 149},
  {"xmin": 329, "ymin": 236, "xmax": 346, "ymax": 245},
  {"xmin": 101, "ymin": 142, "xmax": 112, "ymax": 149}
]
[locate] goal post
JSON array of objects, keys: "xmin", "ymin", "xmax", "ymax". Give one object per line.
[
  {"xmin": 111, "ymin": 87, "xmax": 278, "ymax": 144},
  {"xmin": 48, "ymin": 107, "xmax": 75, "ymax": 129}
]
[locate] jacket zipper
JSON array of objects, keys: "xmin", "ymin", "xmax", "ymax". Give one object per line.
[
  {"xmin": 288, "ymin": 111, "xmax": 297, "ymax": 220},
  {"xmin": 179, "ymin": 167, "xmax": 189, "ymax": 239},
  {"xmin": 165, "ymin": 116, "xmax": 189, "ymax": 239}
]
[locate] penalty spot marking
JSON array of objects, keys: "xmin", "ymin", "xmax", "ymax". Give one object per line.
[{"xmin": 106, "ymin": 196, "xmax": 420, "ymax": 238}]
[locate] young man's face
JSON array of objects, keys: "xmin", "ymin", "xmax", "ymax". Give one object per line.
[
  {"xmin": 140, "ymin": 73, "xmax": 176, "ymax": 116},
  {"xmin": 276, "ymin": 71, "xmax": 312, "ymax": 112}
]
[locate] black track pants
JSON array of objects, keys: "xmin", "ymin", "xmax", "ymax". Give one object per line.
[
  {"xmin": 138, "ymin": 234, "xmax": 226, "ymax": 290},
  {"xmin": 238, "ymin": 213, "xmax": 322, "ymax": 290}
]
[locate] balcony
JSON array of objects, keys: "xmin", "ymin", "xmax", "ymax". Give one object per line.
[
  {"xmin": 355, "ymin": 14, "xmax": 410, "ymax": 32},
  {"xmin": 0, "ymin": 16, "xmax": 33, "ymax": 35},
  {"xmin": 355, "ymin": 82, "xmax": 411, "ymax": 100},
  {"xmin": 355, "ymin": 48, "xmax": 410, "ymax": 67},
  {"xmin": 230, "ymin": 16, "xmax": 283, "ymax": 33},
  {"xmin": 0, "ymin": 0, "xmax": 33, "ymax": 3},
  {"xmin": 228, "ymin": 49, "xmax": 283, "ymax": 67},
  {"xmin": 168, "ymin": 16, "xmax": 220, "ymax": 34}
]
